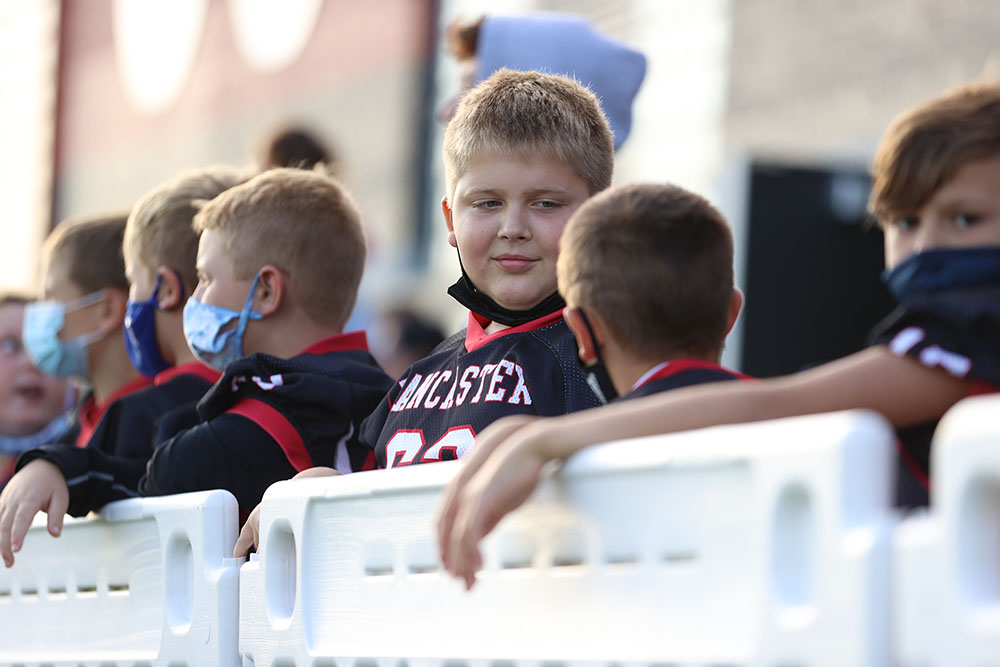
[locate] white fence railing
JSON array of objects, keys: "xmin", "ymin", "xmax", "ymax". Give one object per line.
[{"xmin": 0, "ymin": 396, "xmax": 997, "ymax": 667}]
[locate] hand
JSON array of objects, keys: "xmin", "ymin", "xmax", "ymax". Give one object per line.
[
  {"xmin": 0, "ymin": 459, "xmax": 69, "ymax": 567},
  {"xmin": 436, "ymin": 415, "xmax": 538, "ymax": 572},
  {"xmin": 233, "ymin": 466, "xmax": 341, "ymax": 558},
  {"xmin": 441, "ymin": 426, "xmax": 550, "ymax": 590}
]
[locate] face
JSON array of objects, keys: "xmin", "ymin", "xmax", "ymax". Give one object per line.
[
  {"xmin": 193, "ymin": 228, "xmax": 254, "ymax": 312},
  {"xmin": 445, "ymin": 154, "xmax": 591, "ymax": 311},
  {"xmin": 0, "ymin": 303, "xmax": 69, "ymax": 437},
  {"xmin": 883, "ymin": 153, "xmax": 1000, "ymax": 269},
  {"xmin": 42, "ymin": 251, "xmax": 106, "ymax": 341},
  {"xmin": 123, "ymin": 245, "xmax": 157, "ymax": 303}
]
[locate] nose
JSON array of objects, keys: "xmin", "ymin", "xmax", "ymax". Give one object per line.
[
  {"xmin": 911, "ymin": 218, "xmax": 950, "ymax": 254},
  {"xmin": 498, "ymin": 205, "xmax": 531, "ymax": 241}
]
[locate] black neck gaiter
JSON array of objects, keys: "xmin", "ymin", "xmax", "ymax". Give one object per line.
[{"xmin": 447, "ymin": 270, "xmax": 566, "ymax": 328}]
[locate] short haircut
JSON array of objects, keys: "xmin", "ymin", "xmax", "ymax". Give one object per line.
[
  {"xmin": 558, "ymin": 183, "xmax": 735, "ymax": 360},
  {"xmin": 870, "ymin": 80, "xmax": 1000, "ymax": 222},
  {"xmin": 445, "ymin": 15, "xmax": 484, "ymax": 61},
  {"xmin": 256, "ymin": 125, "xmax": 336, "ymax": 171},
  {"xmin": 192, "ymin": 168, "xmax": 365, "ymax": 328},
  {"xmin": 124, "ymin": 165, "xmax": 250, "ymax": 292},
  {"xmin": 443, "ymin": 68, "xmax": 614, "ymax": 201},
  {"xmin": 43, "ymin": 212, "xmax": 130, "ymax": 294}
]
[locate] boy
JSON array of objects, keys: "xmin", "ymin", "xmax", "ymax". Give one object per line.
[
  {"xmin": 439, "ymin": 81, "xmax": 1000, "ymax": 588},
  {"xmin": 22, "ymin": 212, "xmax": 151, "ymax": 447},
  {"xmin": 363, "ymin": 68, "xmax": 613, "ymax": 469},
  {"xmin": 0, "ymin": 167, "xmax": 246, "ymax": 558},
  {"xmin": 0, "ymin": 295, "xmax": 76, "ymax": 485},
  {"xmin": 2, "ymin": 168, "xmax": 393, "ymax": 566}
]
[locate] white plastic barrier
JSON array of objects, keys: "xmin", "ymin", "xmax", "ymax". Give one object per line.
[
  {"xmin": 0, "ymin": 489, "xmax": 242, "ymax": 667},
  {"xmin": 895, "ymin": 394, "xmax": 1000, "ymax": 666},
  {"xmin": 240, "ymin": 409, "xmax": 896, "ymax": 667}
]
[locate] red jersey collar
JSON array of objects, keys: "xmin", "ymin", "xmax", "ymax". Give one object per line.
[
  {"xmin": 75, "ymin": 374, "xmax": 153, "ymax": 447},
  {"xmin": 632, "ymin": 359, "xmax": 750, "ymax": 391},
  {"xmin": 154, "ymin": 361, "xmax": 221, "ymax": 386},
  {"xmin": 300, "ymin": 330, "xmax": 369, "ymax": 355},
  {"xmin": 465, "ymin": 309, "xmax": 565, "ymax": 353}
]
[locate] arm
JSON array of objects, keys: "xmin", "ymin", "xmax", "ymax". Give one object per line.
[{"xmin": 441, "ymin": 347, "xmax": 972, "ymax": 587}]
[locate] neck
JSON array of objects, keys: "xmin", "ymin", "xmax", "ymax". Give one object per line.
[
  {"xmin": 245, "ymin": 314, "xmax": 344, "ymax": 359},
  {"xmin": 89, "ymin": 337, "xmax": 143, "ymax": 403},
  {"xmin": 607, "ymin": 343, "xmax": 722, "ymax": 396}
]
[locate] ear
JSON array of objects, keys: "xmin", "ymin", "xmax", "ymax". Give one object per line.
[
  {"xmin": 155, "ymin": 267, "xmax": 185, "ymax": 311},
  {"xmin": 97, "ymin": 288, "xmax": 129, "ymax": 335},
  {"xmin": 724, "ymin": 287, "xmax": 744, "ymax": 336},
  {"xmin": 442, "ymin": 196, "xmax": 457, "ymax": 248},
  {"xmin": 253, "ymin": 265, "xmax": 285, "ymax": 316},
  {"xmin": 564, "ymin": 307, "xmax": 603, "ymax": 365}
]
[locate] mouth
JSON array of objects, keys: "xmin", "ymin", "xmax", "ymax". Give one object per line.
[
  {"xmin": 14, "ymin": 382, "xmax": 46, "ymax": 402},
  {"xmin": 493, "ymin": 254, "xmax": 538, "ymax": 271}
]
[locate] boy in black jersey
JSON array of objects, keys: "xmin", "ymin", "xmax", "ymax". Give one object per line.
[
  {"xmin": 441, "ymin": 82, "xmax": 1000, "ymax": 587},
  {"xmin": 362, "ymin": 68, "xmax": 617, "ymax": 470},
  {"xmin": 0, "ymin": 166, "xmax": 247, "ymax": 566}
]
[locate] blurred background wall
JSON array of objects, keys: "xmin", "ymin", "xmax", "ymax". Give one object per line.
[{"xmin": 1, "ymin": 0, "xmax": 996, "ymax": 374}]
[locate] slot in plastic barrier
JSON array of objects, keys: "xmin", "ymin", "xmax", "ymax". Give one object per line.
[
  {"xmin": 894, "ymin": 394, "xmax": 1000, "ymax": 666},
  {"xmin": 240, "ymin": 409, "xmax": 896, "ymax": 667},
  {"xmin": 0, "ymin": 489, "xmax": 241, "ymax": 667}
]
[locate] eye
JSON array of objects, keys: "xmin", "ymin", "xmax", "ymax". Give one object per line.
[
  {"xmin": 954, "ymin": 212, "xmax": 980, "ymax": 228},
  {"xmin": 0, "ymin": 337, "xmax": 21, "ymax": 356},
  {"xmin": 534, "ymin": 199, "xmax": 562, "ymax": 210},
  {"xmin": 472, "ymin": 199, "xmax": 502, "ymax": 210},
  {"xmin": 893, "ymin": 215, "xmax": 919, "ymax": 232}
]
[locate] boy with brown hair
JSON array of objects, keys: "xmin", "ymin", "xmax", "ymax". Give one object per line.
[
  {"xmin": 0, "ymin": 166, "xmax": 247, "ymax": 564},
  {"xmin": 557, "ymin": 182, "xmax": 747, "ymax": 401},
  {"xmin": 361, "ymin": 68, "xmax": 613, "ymax": 469},
  {"xmin": 2, "ymin": 167, "xmax": 393, "ymax": 566},
  {"xmin": 439, "ymin": 81, "xmax": 1000, "ymax": 587},
  {"xmin": 23, "ymin": 212, "xmax": 150, "ymax": 446}
]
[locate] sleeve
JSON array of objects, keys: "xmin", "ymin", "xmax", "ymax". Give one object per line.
[
  {"xmin": 138, "ymin": 412, "xmax": 297, "ymax": 511},
  {"xmin": 869, "ymin": 296, "xmax": 1000, "ymax": 385}
]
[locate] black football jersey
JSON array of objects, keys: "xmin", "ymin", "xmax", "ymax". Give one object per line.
[
  {"xmin": 18, "ymin": 361, "xmax": 220, "ymax": 516},
  {"xmin": 362, "ymin": 310, "xmax": 604, "ymax": 468},
  {"xmin": 869, "ymin": 286, "xmax": 1000, "ymax": 507},
  {"xmin": 619, "ymin": 359, "xmax": 751, "ymax": 401}
]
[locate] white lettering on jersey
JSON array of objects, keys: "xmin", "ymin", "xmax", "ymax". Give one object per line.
[
  {"xmin": 405, "ymin": 371, "xmax": 441, "ymax": 410},
  {"xmin": 230, "ymin": 374, "xmax": 284, "ymax": 392},
  {"xmin": 390, "ymin": 373, "xmax": 423, "ymax": 412},
  {"xmin": 889, "ymin": 326, "xmax": 925, "ymax": 356},
  {"xmin": 919, "ymin": 344, "xmax": 972, "ymax": 378},
  {"xmin": 455, "ymin": 366, "xmax": 479, "ymax": 406},
  {"xmin": 385, "ymin": 429, "xmax": 425, "ymax": 467},
  {"xmin": 424, "ymin": 370, "xmax": 452, "ymax": 409},
  {"xmin": 471, "ymin": 364, "xmax": 497, "ymax": 403},
  {"xmin": 390, "ymin": 359, "xmax": 534, "ymax": 411}
]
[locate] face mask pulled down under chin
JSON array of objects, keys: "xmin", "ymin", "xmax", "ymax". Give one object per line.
[
  {"xmin": 882, "ymin": 245, "xmax": 1000, "ymax": 301},
  {"xmin": 22, "ymin": 290, "xmax": 107, "ymax": 379},
  {"xmin": 182, "ymin": 274, "xmax": 263, "ymax": 372}
]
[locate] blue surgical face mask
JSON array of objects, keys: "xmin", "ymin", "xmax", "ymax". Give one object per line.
[
  {"xmin": 22, "ymin": 290, "xmax": 107, "ymax": 379},
  {"xmin": 124, "ymin": 274, "xmax": 177, "ymax": 377},
  {"xmin": 882, "ymin": 245, "xmax": 1000, "ymax": 302},
  {"xmin": 182, "ymin": 273, "xmax": 263, "ymax": 372}
]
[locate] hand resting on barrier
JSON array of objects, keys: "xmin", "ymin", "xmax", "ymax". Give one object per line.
[
  {"xmin": 234, "ymin": 465, "xmax": 342, "ymax": 558},
  {"xmin": 436, "ymin": 414, "xmax": 541, "ymax": 589},
  {"xmin": 0, "ymin": 458, "xmax": 69, "ymax": 567}
]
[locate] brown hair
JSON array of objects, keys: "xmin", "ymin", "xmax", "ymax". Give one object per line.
[
  {"xmin": 870, "ymin": 80, "xmax": 1000, "ymax": 222},
  {"xmin": 124, "ymin": 165, "xmax": 250, "ymax": 292},
  {"xmin": 443, "ymin": 68, "xmax": 614, "ymax": 202},
  {"xmin": 558, "ymin": 183, "xmax": 735, "ymax": 360},
  {"xmin": 192, "ymin": 168, "xmax": 365, "ymax": 328},
  {"xmin": 43, "ymin": 212, "xmax": 130, "ymax": 294}
]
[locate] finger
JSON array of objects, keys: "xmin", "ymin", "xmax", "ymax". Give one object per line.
[
  {"xmin": 234, "ymin": 527, "xmax": 252, "ymax": 558},
  {"xmin": 46, "ymin": 485, "xmax": 69, "ymax": 538},
  {"xmin": 435, "ymin": 480, "xmax": 461, "ymax": 570},
  {"xmin": 0, "ymin": 505, "xmax": 13, "ymax": 567},
  {"xmin": 10, "ymin": 503, "xmax": 39, "ymax": 558}
]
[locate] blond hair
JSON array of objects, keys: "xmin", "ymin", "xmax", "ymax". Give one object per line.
[
  {"xmin": 124, "ymin": 165, "xmax": 250, "ymax": 291},
  {"xmin": 443, "ymin": 68, "xmax": 614, "ymax": 201},
  {"xmin": 43, "ymin": 212, "xmax": 130, "ymax": 294},
  {"xmin": 558, "ymin": 183, "xmax": 734, "ymax": 360},
  {"xmin": 870, "ymin": 80, "xmax": 1000, "ymax": 222},
  {"xmin": 192, "ymin": 168, "xmax": 365, "ymax": 328}
]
